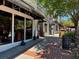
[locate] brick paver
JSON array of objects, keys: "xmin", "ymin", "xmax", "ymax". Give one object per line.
[{"xmin": 15, "ymin": 36, "xmax": 73, "ymax": 59}]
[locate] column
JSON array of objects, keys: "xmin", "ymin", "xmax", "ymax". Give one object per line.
[
  {"xmin": 24, "ymin": 18, "xmax": 26, "ymax": 40},
  {"xmin": 57, "ymin": 25, "xmax": 59, "ymax": 33},
  {"xmin": 12, "ymin": 14, "xmax": 14, "ymax": 43},
  {"xmin": 43, "ymin": 22, "xmax": 45, "ymax": 35},
  {"xmin": 47, "ymin": 22, "xmax": 50, "ymax": 35},
  {"xmin": 36, "ymin": 20, "xmax": 38, "ymax": 38},
  {"xmin": 54, "ymin": 24, "xmax": 56, "ymax": 34},
  {"xmin": 3, "ymin": 0, "xmax": 5, "ymax": 5},
  {"xmin": 32, "ymin": 20, "xmax": 38, "ymax": 40},
  {"xmin": 32, "ymin": 20, "xmax": 35, "ymax": 39}
]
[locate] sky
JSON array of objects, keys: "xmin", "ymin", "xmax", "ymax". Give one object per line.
[{"xmin": 61, "ymin": 16, "xmax": 70, "ymax": 20}]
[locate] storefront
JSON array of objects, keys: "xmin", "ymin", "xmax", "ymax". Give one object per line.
[
  {"xmin": 26, "ymin": 20, "xmax": 32, "ymax": 39},
  {"xmin": 0, "ymin": 0, "xmax": 34, "ymax": 52},
  {"xmin": 0, "ymin": 11, "xmax": 12, "ymax": 45},
  {"xmin": 0, "ymin": 0, "xmax": 45, "ymax": 52}
]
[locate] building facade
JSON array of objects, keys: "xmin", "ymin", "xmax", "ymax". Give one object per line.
[
  {"xmin": 0, "ymin": 0, "xmax": 45, "ymax": 52},
  {"xmin": 43, "ymin": 16, "xmax": 59, "ymax": 36}
]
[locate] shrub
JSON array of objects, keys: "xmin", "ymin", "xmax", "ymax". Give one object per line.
[{"xmin": 64, "ymin": 31, "xmax": 75, "ymax": 42}]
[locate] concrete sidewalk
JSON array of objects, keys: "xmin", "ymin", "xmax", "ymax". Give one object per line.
[
  {"xmin": 45, "ymin": 33, "xmax": 59, "ymax": 37},
  {"xmin": 14, "ymin": 36, "xmax": 61, "ymax": 59},
  {"xmin": 0, "ymin": 39, "xmax": 43, "ymax": 59},
  {"xmin": 14, "ymin": 36, "xmax": 73, "ymax": 59}
]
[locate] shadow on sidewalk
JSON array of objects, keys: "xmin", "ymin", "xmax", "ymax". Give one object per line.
[
  {"xmin": 33, "ymin": 36, "xmax": 62, "ymax": 59},
  {"xmin": 0, "ymin": 39, "xmax": 43, "ymax": 59}
]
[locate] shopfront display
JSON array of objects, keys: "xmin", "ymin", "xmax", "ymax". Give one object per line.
[
  {"xmin": 0, "ymin": 11, "xmax": 12, "ymax": 45},
  {"xmin": 26, "ymin": 20, "xmax": 32, "ymax": 39}
]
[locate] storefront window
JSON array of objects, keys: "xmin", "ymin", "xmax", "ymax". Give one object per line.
[
  {"xmin": 0, "ymin": 0, "xmax": 3, "ymax": 5},
  {"xmin": 14, "ymin": 17, "xmax": 24, "ymax": 42},
  {"xmin": 26, "ymin": 20, "xmax": 32, "ymax": 39},
  {"xmin": 0, "ymin": 12, "xmax": 12, "ymax": 45}
]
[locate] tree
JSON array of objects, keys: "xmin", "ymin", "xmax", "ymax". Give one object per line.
[
  {"xmin": 61, "ymin": 20, "xmax": 74, "ymax": 27},
  {"xmin": 39, "ymin": 0, "xmax": 79, "ymax": 45}
]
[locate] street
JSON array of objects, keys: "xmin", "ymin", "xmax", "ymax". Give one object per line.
[{"xmin": 14, "ymin": 36, "xmax": 73, "ymax": 59}]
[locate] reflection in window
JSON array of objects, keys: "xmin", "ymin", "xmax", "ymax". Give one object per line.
[
  {"xmin": 14, "ymin": 18, "xmax": 24, "ymax": 42},
  {"xmin": 0, "ymin": 16, "xmax": 12, "ymax": 45},
  {"xmin": 26, "ymin": 20, "xmax": 32, "ymax": 39},
  {"xmin": 0, "ymin": 0, "xmax": 3, "ymax": 5}
]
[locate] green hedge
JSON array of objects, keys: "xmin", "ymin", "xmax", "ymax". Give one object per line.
[
  {"xmin": 64, "ymin": 31, "xmax": 75, "ymax": 42},
  {"xmin": 65, "ymin": 32, "xmax": 75, "ymax": 37}
]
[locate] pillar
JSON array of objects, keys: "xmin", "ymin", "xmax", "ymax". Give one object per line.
[
  {"xmin": 54, "ymin": 23, "xmax": 56, "ymax": 34},
  {"xmin": 24, "ymin": 18, "xmax": 26, "ymax": 40},
  {"xmin": 58, "ymin": 25, "xmax": 59, "ymax": 33},
  {"xmin": 3, "ymin": 0, "xmax": 5, "ymax": 5},
  {"xmin": 12, "ymin": 14, "xmax": 14, "ymax": 43},
  {"xmin": 47, "ymin": 22, "xmax": 50, "ymax": 35},
  {"xmin": 32, "ymin": 20, "xmax": 38, "ymax": 40}
]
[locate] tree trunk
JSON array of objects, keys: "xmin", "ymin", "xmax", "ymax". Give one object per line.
[
  {"xmin": 75, "ymin": 22, "xmax": 78, "ymax": 35},
  {"xmin": 74, "ymin": 21, "xmax": 79, "ymax": 46}
]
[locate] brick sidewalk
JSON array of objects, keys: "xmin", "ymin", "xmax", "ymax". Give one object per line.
[
  {"xmin": 14, "ymin": 37, "xmax": 73, "ymax": 59},
  {"xmin": 14, "ymin": 46, "xmax": 43, "ymax": 59},
  {"xmin": 15, "ymin": 43, "xmax": 72, "ymax": 59}
]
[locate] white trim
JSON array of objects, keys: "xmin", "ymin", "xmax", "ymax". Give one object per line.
[
  {"xmin": 0, "ymin": 5, "xmax": 33, "ymax": 20},
  {"xmin": 24, "ymin": 18, "xmax": 26, "ymax": 40},
  {"xmin": 0, "ymin": 39, "xmax": 32, "ymax": 53},
  {"xmin": 12, "ymin": 14, "xmax": 14, "ymax": 43},
  {"xmin": 32, "ymin": 20, "xmax": 34, "ymax": 39},
  {"xmin": 32, "ymin": 20, "xmax": 38, "ymax": 37}
]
